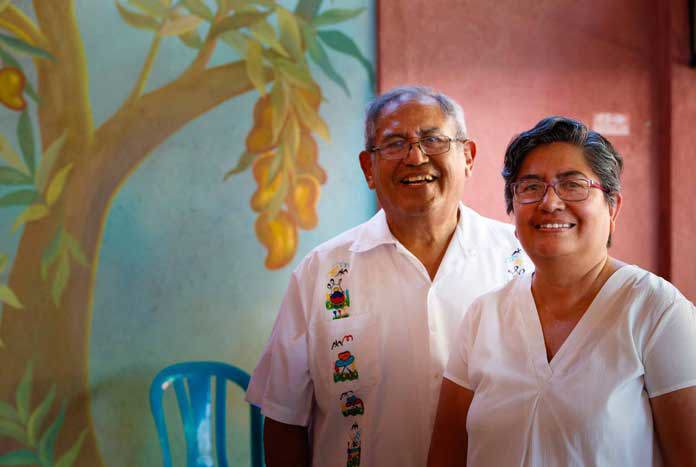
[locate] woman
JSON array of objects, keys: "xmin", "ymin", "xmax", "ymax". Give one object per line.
[{"xmin": 427, "ymin": 117, "xmax": 696, "ymax": 467}]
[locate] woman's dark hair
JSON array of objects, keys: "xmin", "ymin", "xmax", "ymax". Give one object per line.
[{"xmin": 502, "ymin": 116, "xmax": 624, "ymax": 215}]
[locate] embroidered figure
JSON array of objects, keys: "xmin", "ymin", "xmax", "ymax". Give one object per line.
[
  {"xmin": 346, "ymin": 423, "xmax": 361, "ymax": 467},
  {"xmin": 326, "ymin": 262, "xmax": 351, "ymax": 319},
  {"xmin": 340, "ymin": 391, "xmax": 365, "ymax": 417},
  {"xmin": 334, "ymin": 351, "xmax": 359, "ymax": 382},
  {"xmin": 506, "ymin": 247, "xmax": 527, "ymax": 277},
  {"xmin": 331, "ymin": 334, "xmax": 355, "ymax": 350}
]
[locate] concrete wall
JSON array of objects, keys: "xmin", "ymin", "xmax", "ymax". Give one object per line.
[{"xmin": 378, "ymin": 0, "xmax": 695, "ymax": 299}]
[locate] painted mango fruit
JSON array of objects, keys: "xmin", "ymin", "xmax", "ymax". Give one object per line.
[
  {"xmin": 0, "ymin": 67, "xmax": 26, "ymax": 111},
  {"xmin": 297, "ymin": 131, "xmax": 327, "ymax": 183},
  {"xmin": 287, "ymin": 174, "xmax": 320, "ymax": 230},
  {"xmin": 246, "ymin": 95, "xmax": 275, "ymax": 154},
  {"xmin": 250, "ymin": 152, "xmax": 283, "ymax": 212},
  {"xmin": 255, "ymin": 210, "xmax": 298, "ymax": 269}
]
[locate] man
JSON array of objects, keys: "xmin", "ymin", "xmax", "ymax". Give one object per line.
[{"xmin": 246, "ymin": 86, "xmax": 528, "ymax": 466}]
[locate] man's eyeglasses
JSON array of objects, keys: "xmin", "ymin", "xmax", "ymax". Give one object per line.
[
  {"xmin": 370, "ymin": 135, "xmax": 466, "ymax": 160},
  {"xmin": 511, "ymin": 178, "xmax": 609, "ymax": 204}
]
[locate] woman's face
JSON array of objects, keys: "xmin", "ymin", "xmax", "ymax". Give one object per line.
[{"xmin": 512, "ymin": 142, "xmax": 621, "ymax": 266}]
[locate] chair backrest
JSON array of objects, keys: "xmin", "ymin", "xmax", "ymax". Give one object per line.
[{"xmin": 149, "ymin": 361, "xmax": 264, "ymax": 467}]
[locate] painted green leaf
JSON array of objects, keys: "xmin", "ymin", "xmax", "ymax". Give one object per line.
[
  {"xmin": 0, "ymin": 400, "xmax": 18, "ymax": 422},
  {"xmin": 45, "ymin": 163, "xmax": 74, "ymax": 208},
  {"xmin": 0, "ymin": 167, "xmax": 33, "ymax": 185},
  {"xmin": 127, "ymin": 0, "xmax": 168, "ymax": 17},
  {"xmin": 224, "ymin": 152, "xmax": 258, "ymax": 180},
  {"xmin": 12, "ymin": 203, "xmax": 49, "ymax": 232},
  {"xmin": 0, "ymin": 449, "xmax": 38, "ymax": 465},
  {"xmin": 38, "ymin": 400, "xmax": 66, "ymax": 466},
  {"xmin": 54, "ymin": 429, "xmax": 87, "ymax": 467},
  {"xmin": 294, "ymin": 0, "xmax": 321, "ymax": 20},
  {"xmin": 228, "ymin": 0, "xmax": 276, "ymax": 8},
  {"xmin": 318, "ymin": 29, "xmax": 375, "ymax": 88},
  {"xmin": 0, "ymin": 33, "xmax": 54, "ymax": 61},
  {"xmin": 245, "ymin": 39, "xmax": 266, "ymax": 95},
  {"xmin": 211, "ymin": 11, "xmax": 270, "ymax": 37},
  {"xmin": 265, "ymin": 163, "xmax": 287, "ymax": 219},
  {"xmin": 274, "ymin": 58, "xmax": 313, "ymax": 89},
  {"xmin": 35, "ymin": 131, "xmax": 68, "ymax": 194},
  {"xmin": 312, "ymin": 8, "xmax": 365, "ymax": 27},
  {"xmin": 17, "ymin": 109, "xmax": 35, "ymax": 175},
  {"xmin": 41, "ymin": 227, "xmax": 63, "ymax": 280},
  {"xmin": 182, "ymin": 0, "xmax": 214, "ymax": 20},
  {"xmin": 15, "ymin": 362, "xmax": 32, "ymax": 424},
  {"xmin": 0, "ymin": 189, "xmax": 36, "ymax": 208},
  {"xmin": 52, "ymin": 253, "xmax": 71, "ymax": 306},
  {"xmin": 178, "ymin": 29, "xmax": 204, "ymax": 48},
  {"xmin": 27, "ymin": 384, "xmax": 56, "ymax": 446},
  {"xmin": 292, "ymin": 89, "xmax": 330, "ymax": 141},
  {"xmin": 0, "ymin": 253, "xmax": 6, "ymax": 273},
  {"xmin": 0, "ymin": 419, "xmax": 27, "ymax": 445},
  {"xmin": 0, "ymin": 48, "xmax": 39, "ymax": 103},
  {"xmin": 270, "ymin": 79, "xmax": 289, "ymax": 143},
  {"xmin": 303, "ymin": 25, "xmax": 349, "ymax": 95},
  {"xmin": 266, "ymin": 148, "xmax": 283, "ymax": 184},
  {"xmin": 283, "ymin": 111, "xmax": 300, "ymax": 156},
  {"xmin": 0, "ymin": 284, "xmax": 22, "ymax": 309},
  {"xmin": 276, "ymin": 7, "xmax": 303, "ymax": 61},
  {"xmin": 116, "ymin": 2, "xmax": 160, "ymax": 30},
  {"xmin": 220, "ymin": 30, "xmax": 247, "ymax": 55},
  {"xmin": 159, "ymin": 15, "xmax": 203, "ymax": 36},
  {"xmin": 249, "ymin": 20, "xmax": 289, "ymax": 57},
  {"xmin": 0, "ymin": 133, "xmax": 29, "ymax": 176},
  {"xmin": 65, "ymin": 233, "xmax": 89, "ymax": 268}
]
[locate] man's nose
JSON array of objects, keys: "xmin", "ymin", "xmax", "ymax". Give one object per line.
[{"xmin": 402, "ymin": 141, "xmax": 429, "ymax": 165}]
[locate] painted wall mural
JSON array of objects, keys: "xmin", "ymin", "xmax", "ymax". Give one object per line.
[{"xmin": 0, "ymin": 0, "xmax": 374, "ymax": 464}]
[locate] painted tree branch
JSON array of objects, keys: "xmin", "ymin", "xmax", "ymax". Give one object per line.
[{"xmin": 33, "ymin": 0, "xmax": 93, "ymax": 154}]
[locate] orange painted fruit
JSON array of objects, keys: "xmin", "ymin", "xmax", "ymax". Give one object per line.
[
  {"xmin": 255, "ymin": 210, "xmax": 298, "ymax": 269},
  {"xmin": 287, "ymin": 174, "xmax": 319, "ymax": 230},
  {"xmin": 0, "ymin": 68, "xmax": 26, "ymax": 111}
]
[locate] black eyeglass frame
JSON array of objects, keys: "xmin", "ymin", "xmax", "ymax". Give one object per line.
[
  {"xmin": 510, "ymin": 177, "xmax": 609, "ymax": 204},
  {"xmin": 369, "ymin": 136, "xmax": 468, "ymax": 160}
]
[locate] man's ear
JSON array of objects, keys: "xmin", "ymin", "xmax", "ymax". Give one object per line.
[
  {"xmin": 463, "ymin": 140, "xmax": 477, "ymax": 176},
  {"xmin": 359, "ymin": 151, "xmax": 375, "ymax": 189}
]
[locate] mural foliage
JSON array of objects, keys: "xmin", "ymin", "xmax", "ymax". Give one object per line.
[{"xmin": 0, "ymin": 0, "xmax": 373, "ymax": 463}]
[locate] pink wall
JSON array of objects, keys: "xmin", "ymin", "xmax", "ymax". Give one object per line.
[{"xmin": 378, "ymin": 0, "xmax": 696, "ymax": 299}]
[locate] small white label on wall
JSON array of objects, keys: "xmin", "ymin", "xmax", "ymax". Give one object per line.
[{"xmin": 592, "ymin": 113, "xmax": 630, "ymax": 136}]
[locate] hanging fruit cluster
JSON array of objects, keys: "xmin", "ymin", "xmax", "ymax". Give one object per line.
[{"xmin": 245, "ymin": 80, "xmax": 328, "ymax": 269}]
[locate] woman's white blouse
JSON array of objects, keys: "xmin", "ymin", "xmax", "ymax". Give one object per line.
[{"xmin": 445, "ymin": 265, "xmax": 696, "ymax": 467}]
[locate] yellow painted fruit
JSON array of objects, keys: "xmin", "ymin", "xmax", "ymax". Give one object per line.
[
  {"xmin": 287, "ymin": 174, "xmax": 320, "ymax": 230},
  {"xmin": 246, "ymin": 95, "xmax": 276, "ymax": 154},
  {"xmin": 296, "ymin": 132, "xmax": 327, "ymax": 183},
  {"xmin": 250, "ymin": 152, "xmax": 283, "ymax": 212},
  {"xmin": 255, "ymin": 210, "xmax": 298, "ymax": 269},
  {"xmin": 296, "ymin": 83, "xmax": 321, "ymax": 109},
  {"xmin": 0, "ymin": 68, "xmax": 26, "ymax": 111}
]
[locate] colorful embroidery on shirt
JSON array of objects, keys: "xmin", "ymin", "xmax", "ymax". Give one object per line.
[
  {"xmin": 334, "ymin": 350, "xmax": 359, "ymax": 382},
  {"xmin": 340, "ymin": 391, "xmax": 365, "ymax": 417},
  {"xmin": 326, "ymin": 262, "xmax": 351, "ymax": 319},
  {"xmin": 331, "ymin": 334, "xmax": 355, "ymax": 350},
  {"xmin": 506, "ymin": 247, "xmax": 527, "ymax": 277},
  {"xmin": 346, "ymin": 423, "xmax": 361, "ymax": 467}
]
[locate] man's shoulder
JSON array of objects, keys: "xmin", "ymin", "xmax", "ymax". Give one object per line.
[
  {"xmin": 293, "ymin": 216, "xmax": 376, "ymax": 274},
  {"xmin": 459, "ymin": 204, "xmax": 517, "ymax": 248}
]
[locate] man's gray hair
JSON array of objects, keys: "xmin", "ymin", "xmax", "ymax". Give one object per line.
[{"xmin": 364, "ymin": 86, "xmax": 468, "ymax": 150}]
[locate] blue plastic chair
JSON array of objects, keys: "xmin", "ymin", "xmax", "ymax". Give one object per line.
[{"xmin": 149, "ymin": 361, "xmax": 264, "ymax": 467}]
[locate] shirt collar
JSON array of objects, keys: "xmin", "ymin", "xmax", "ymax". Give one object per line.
[{"xmin": 349, "ymin": 202, "xmax": 470, "ymax": 253}]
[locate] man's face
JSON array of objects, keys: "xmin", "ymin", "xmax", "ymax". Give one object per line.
[{"xmin": 359, "ymin": 96, "xmax": 476, "ymax": 223}]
